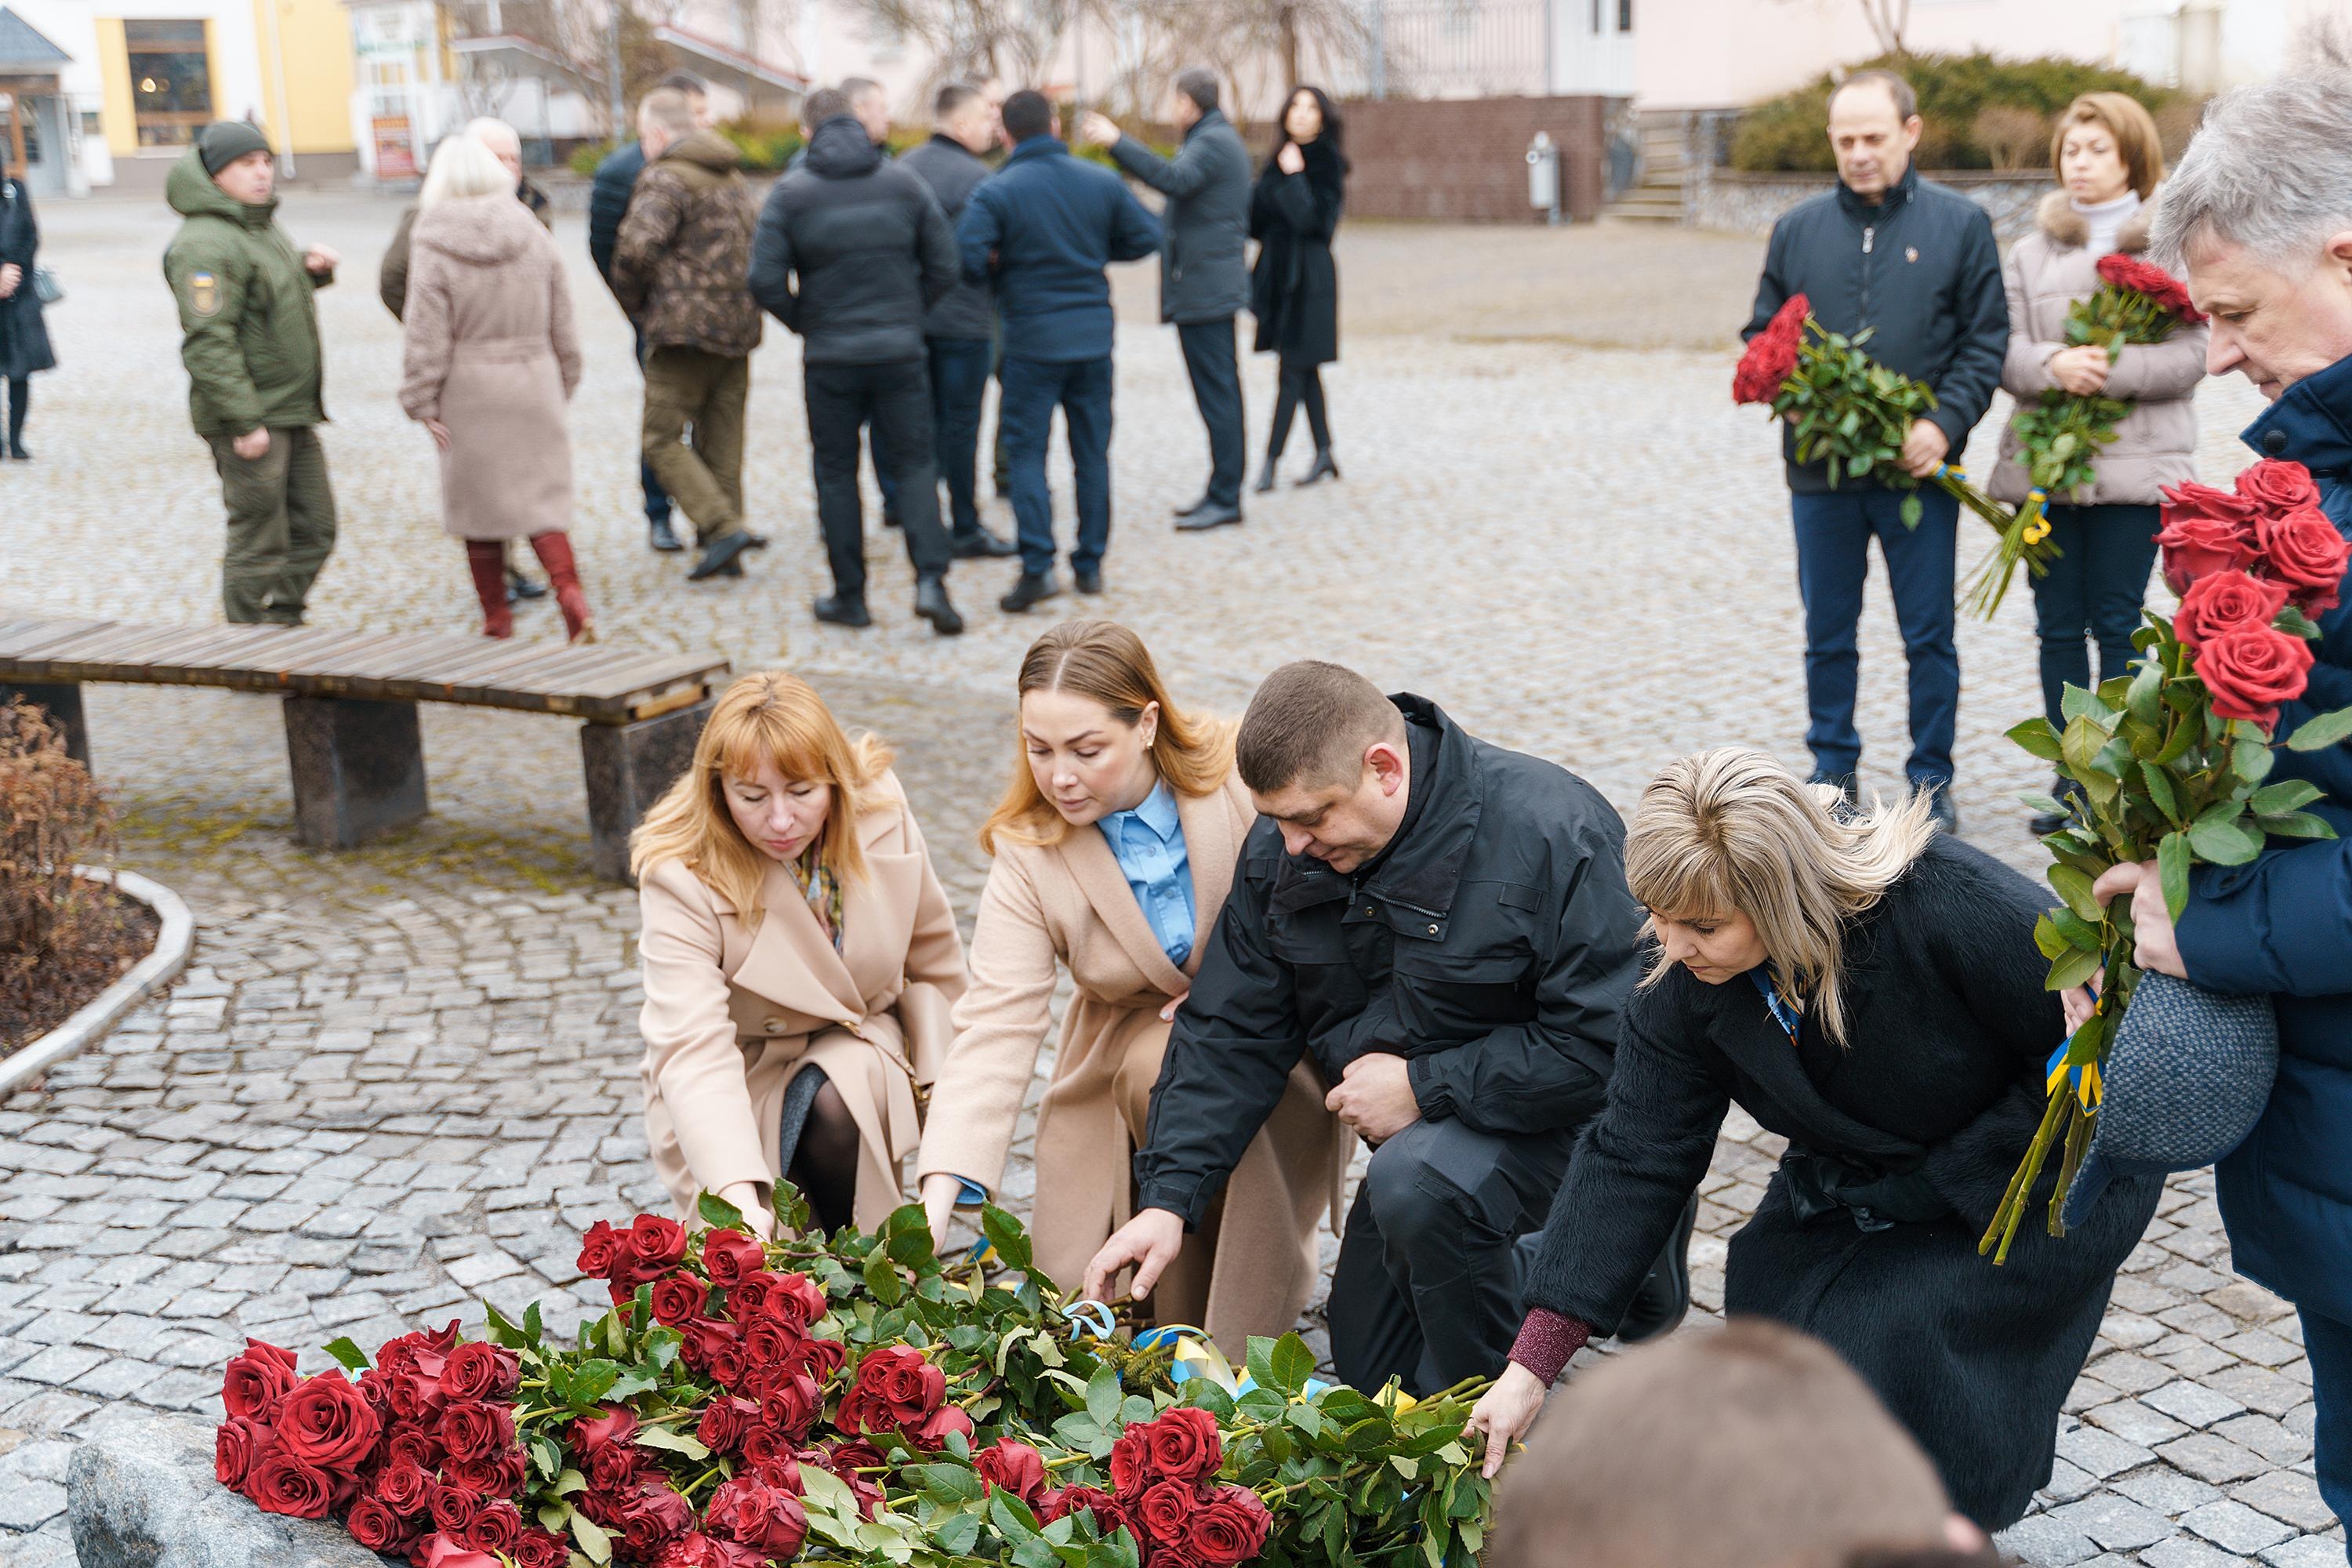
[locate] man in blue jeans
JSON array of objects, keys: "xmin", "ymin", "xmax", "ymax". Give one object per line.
[
  {"xmin": 1742, "ymin": 69, "xmax": 2007, "ymax": 829},
  {"xmin": 956, "ymin": 90, "xmax": 1160, "ymax": 611}
]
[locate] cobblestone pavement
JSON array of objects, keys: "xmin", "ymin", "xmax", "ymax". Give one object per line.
[{"xmin": 0, "ymin": 193, "xmax": 2333, "ymax": 1567}]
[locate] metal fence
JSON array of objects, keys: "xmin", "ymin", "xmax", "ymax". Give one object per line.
[{"xmin": 1367, "ymin": 0, "xmax": 1552, "ymax": 100}]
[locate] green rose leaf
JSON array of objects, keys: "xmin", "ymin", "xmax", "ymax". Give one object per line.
[
  {"xmin": 2250, "ymin": 779, "xmax": 2325, "ymax": 816},
  {"xmin": 1086, "ymin": 1363, "xmax": 1123, "ymax": 1426},
  {"xmin": 2008, "ymin": 717, "xmax": 2065, "ymax": 762},
  {"xmin": 571, "ymin": 1508, "xmax": 614, "ymax": 1565},
  {"xmin": 698, "ymin": 1190, "xmax": 750, "ymax": 1232},
  {"xmin": 2255, "ymin": 810, "xmax": 2336, "ymax": 840},
  {"xmin": 2159, "ymin": 830, "xmax": 2191, "ymax": 924},
  {"xmin": 864, "ymin": 1249, "xmax": 906, "ymax": 1307},
  {"xmin": 980, "ymin": 1203, "xmax": 1035, "ymax": 1275},
  {"xmin": 2045, "ymin": 946, "xmax": 2101, "ymax": 993},
  {"xmin": 2142, "ymin": 761, "xmax": 2183, "ymax": 827},
  {"xmin": 2046, "ymin": 866, "xmax": 2102, "ymax": 924},
  {"xmin": 2287, "ymin": 705, "xmax": 2352, "ymax": 752},
  {"xmin": 1269, "ymin": 1332, "xmax": 1316, "ymax": 1397},
  {"xmin": 321, "ymin": 1337, "xmax": 371, "ymax": 1374},
  {"xmin": 2032, "ymin": 913, "xmax": 2068, "ymax": 960},
  {"xmin": 633, "ymin": 1426, "xmax": 711, "ymax": 1461},
  {"xmin": 2187, "ymin": 815, "xmax": 2263, "ymax": 866}
]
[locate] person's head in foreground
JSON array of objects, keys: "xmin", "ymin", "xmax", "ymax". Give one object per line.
[
  {"xmin": 1233, "ymin": 659, "xmax": 1408, "ymax": 876},
  {"xmin": 2150, "ymin": 37, "xmax": 2352, "ymax": 400},
  {"xmin": 1486, "ymin": 1319, "xmax": 1993, "ymax": 1568}
]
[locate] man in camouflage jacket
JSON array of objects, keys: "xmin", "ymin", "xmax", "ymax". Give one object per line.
[{"xmin": 613, "ymin": 87, "xmax": 763, "ymax": 581}]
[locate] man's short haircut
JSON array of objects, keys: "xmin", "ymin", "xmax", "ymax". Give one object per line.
[
  {"xmin": 638, "ymin": 88, "xmax": 696, "ymax": 138},
  {"xmin": 1830, "ymin": 68, "xmax": 1918, "ymax": 122},
  {"xmin": 660, "ymin": 71, "xmax": 709, "ymax": 98},
  {"xmin": 1235, "ymin": 662, "xmax": 1404, "ymax": 794},
  {"xmin": 1174, "ymin": 67, "xmax": 1219, "ymax": 114},
  {"xmin": 841, "ymin": 75, "xmax": 885, "ymax": 105},
  {"xmin": 802, "ymin": 86, "xmax": 851, "ymax": 126},
  {"xmin": 1486, "ymin": 1319, "xmax": 1951, "ymax": 1568},
  {"xmin": 935, "ymin": 80, "xmax": 982, "ymax": 120},
  {"xmin": 2148, "ymin": 38, "xmax": 2352, "ymax": 271},
  {"xmin": 1000, "ymin": 89, "xmax": 1054, "ymax": 143}
]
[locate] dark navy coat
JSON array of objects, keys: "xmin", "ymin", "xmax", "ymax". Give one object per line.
[
  {"xmin": 587, "ymin": 140, "xmax": 646, "ymax": 292},
  {"xmin": 2180, "ymin": 350, "xmax": 2352, "ymax": 1323},
  {"xmin": 956, "ymin": 135, "xmax": 1160, "ymax": 364}
]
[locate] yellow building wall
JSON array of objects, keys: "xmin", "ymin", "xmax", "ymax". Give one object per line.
[
  {"xmin": 253, "ymin": 0, "xmax": 356, "ymax": 154},
  {"xmin": 91, "ymin": 17, "xmax": 136, "ymax": 158}
]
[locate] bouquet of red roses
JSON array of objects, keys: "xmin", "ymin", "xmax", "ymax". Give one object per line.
[
  {"xmin": 1982, "ymin": 458, "xmax": 2352, "ymax": 1262},
  {"xmin": 1978, "ymin": 254, "xmax": 2209, "ymax": 619},
  {"xmin": 1736, "ymin": 293, "xmax": 2013, "ymax": 537}
]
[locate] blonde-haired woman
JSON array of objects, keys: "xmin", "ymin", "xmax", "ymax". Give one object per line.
[
  {"xmin": 1465, "ymin": 749, "xmax": 2159, "ymax": 1531},
  {"xmin": 399, "ymin": 132, "xmax": 593, "ymax": 641},
  {"xmin": 633, "ymin": 672, "xmax": 967, "ymax": 1237},
  {"xmin": 1992, "ymin": 91, "xmax": 2205, "ymax": 832},
  {"xmin": 915, "ymin": 621, "xmax": 1348, "ymax": 1351}
]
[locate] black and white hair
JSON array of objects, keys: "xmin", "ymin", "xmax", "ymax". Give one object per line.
[{"xmin": 2150, "ymin": 33, "xmax": 2352, "ymax": 274}]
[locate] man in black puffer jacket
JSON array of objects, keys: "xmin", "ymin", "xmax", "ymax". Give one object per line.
[
  {"xmin": 1742, "ymin": 69, "xmax": 2007, "ymax": 828},
  {"xmin": 751, "ymin": 91, "xmax": 963, "ymax": 635}
]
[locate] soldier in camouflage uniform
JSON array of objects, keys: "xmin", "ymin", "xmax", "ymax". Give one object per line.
[{"xmin": 162, "ymin": 122, "xmax": 341, "ymax": 626}]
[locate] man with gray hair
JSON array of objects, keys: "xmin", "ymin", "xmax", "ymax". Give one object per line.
[
  {"xmin": 2099, "ymin": 46, "xmax": 2352, "ymax": 1538},
  {"xmin": 1077, "ymin": 70, "xmax": 1252, "ymax": 531}
]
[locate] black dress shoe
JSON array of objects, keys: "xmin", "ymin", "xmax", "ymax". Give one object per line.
[
  {"xmin": 1000, "ymin": 572, "xmax": 1061, "ymax": 613},
  {"xmin": 1175, "ymin": 501, "xmax": 1243, "ymax": 532},
  {"xmin": 914, "ymin": 575, "xmax": 964, "ymax": 636},
  {"xmin": 648, "ymin": 517, "xmax": 684, "ymax": 553},
  {"xmin": 506, "ymin": 568, "xmax": 548, "ymax": 601},
  {"xmin": 1173, "ymin": 493, "xmax": 1212, "ymax": 519},
  {"xmin": 813, "ymin": 592, "xmax": 871, "ymax": 628},
  {"xmin": 688, "ymin": 529, "xmax": 754, "ymax": 581},
  {"xmin": 7, "ymin": 443, "xmax": 28, "ymax": 461},
  {"xmin": 1074, "ymin": 566, "xmax": 1102, "ymax": 595},
  {"xmin": 949, "ymin": 524, "xmax": 1018, "ymax": 559},
  {"xmin": 1251, "ymin": 459, "xmax": 1278, "ymax": 495},
  {"xmin": 1617, "ymin": 1194, "xmax": 1698, "ymax": 1345},
  {"xmin": 743, "ymin": 532, "xmax": 771, "ymax": 550},
  {"xmin": 1296, "ymin": 448, "xmax": 1341, "ymax": 486}
]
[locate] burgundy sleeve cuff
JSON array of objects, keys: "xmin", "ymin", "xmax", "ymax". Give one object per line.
[{"xmin": 1508, "ymin": 1308, "xmax": 1592, "ymax": 1386}]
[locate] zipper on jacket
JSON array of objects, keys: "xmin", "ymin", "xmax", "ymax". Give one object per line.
[{"xmin": 1858, "ymin": 223, "xmax": 1875, "ymax": 325}]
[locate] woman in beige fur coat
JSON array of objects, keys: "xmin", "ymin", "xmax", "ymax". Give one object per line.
[
  {"xmin": 916, "ymin": 622, "xmax": 1349, "ymax": 1355},
  {"xmin": 633, "ymin": 672, "xmax": 967, "ymax": 1237},
  {"xmin": 398, "ymin": 132, "xmax": 593, "ymax": 642}
]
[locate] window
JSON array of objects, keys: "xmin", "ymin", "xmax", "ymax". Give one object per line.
[
  {"xmin": 125, "ymin": 20, "xmax": 212, "ymax": 147},
  {"xmin": 1617, "ymin": 0, "xmax": 1632, "ymax": 31}
]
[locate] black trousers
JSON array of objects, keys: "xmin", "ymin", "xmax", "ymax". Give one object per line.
[
  {"xmin": 1327, "ymin": 1116, "xmax": 1575, "ymax": 1396},
  {"xmin": 1177, "ymin": 317, "xmax": 1245, "ymax": 508},
  {"xmin": 1268, "ymin": 356, "xmax": 1330, "ymax": 459},
  {"xmin": 804, "ymin": 358, "xmax": 949, "ymax": 598}
]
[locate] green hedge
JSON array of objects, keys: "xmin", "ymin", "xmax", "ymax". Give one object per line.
[{"xmin": 1730, "ymin": 52, "xmax": 2185, "ymax": 173}]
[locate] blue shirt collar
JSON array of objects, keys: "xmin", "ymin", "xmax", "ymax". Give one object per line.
[
  {"xmin": 1105, "ymin": 779, "xmax": 1180, "ymax": 843},
  {"xmin": 2243, "ymin": 350, "xmax": 2352, "ymax": 481}
]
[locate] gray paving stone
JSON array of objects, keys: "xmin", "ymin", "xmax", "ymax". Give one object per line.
[
  {"xmin": 2232, "ymin": 1470, "xmax": 2339, "ymax": 1534},
  {"xmin": 2181, "ymin": 1501, "xmax": 2297, "ymax": 1555},
  {"xmin": 2260, "ymin": 1537, "xmax": 2352, "ymax": 1568},
  {"xmin": 2057, "ymin": 1425, "xmax": 2159, "ymax": 1481},
  {"xmin": 2141, "ymin": 1537, "xmax": 2263, "ymax": 1568},
  {"xmin": 0, "ymin": 1479, "xmax": 64, "ymax": 1530},
  {"xmin": 2158, "ymin": 1432, "xmax": 2271, "ymax": 1485},
  {"xmin": 2047, "ymin": 1494, "xmax": 2174, "ymax": 1551},
  {"xmin": 2145, "ymin": 1381, "xmax": 2250, "ymax": 1430},
  {"xmin": 2089, "ymin": 1399, "xmax": 2191, "ymax": 1449},
  {"xmin": 1996, "ymin": 1514, "xmax": 2098, "ymax": 1567}
]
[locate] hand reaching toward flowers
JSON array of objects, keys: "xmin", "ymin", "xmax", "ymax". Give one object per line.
[
  {"xmin": 717, "ymin": 1181, "xmax": 774, "ymax": 1241},
  {"xmin": 1083, "ymin": 1205, "xmax": 1186, "ymax": 1302},
  {"xmin": 1464, "ymin": 1361, "xmax": 1548, "ymax": 1479}
]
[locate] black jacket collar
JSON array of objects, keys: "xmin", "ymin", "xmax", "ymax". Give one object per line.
[
  {"xmin": 1270, "ymin": 695, "xmax": 1480, "ymax": 917},
  {"xmin": 1835, "ymin": 162, "xmax": 1917, "ymax": 223}
]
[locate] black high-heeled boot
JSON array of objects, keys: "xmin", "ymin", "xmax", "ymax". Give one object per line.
[
  {"xmin": 1296, "ymin": 449, "xmax": 1340, "ymax": 487},
  {"xmin": 1252, "ymin": 457, "xmax": 1279, "ymax": 494}
]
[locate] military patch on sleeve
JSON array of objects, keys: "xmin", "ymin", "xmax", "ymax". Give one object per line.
[{"xmin": 187, "ymin": 270, "xmax": 220, "ymax": 317}]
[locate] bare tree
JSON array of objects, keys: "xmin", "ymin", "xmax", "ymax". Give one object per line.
[
  {"xmin": 837, "ymin": 0, "xmax": 1085, "ymax": 85},
  {"xmin": 1114, "ymin": 0, "xmax": 1367, "ymax": 121},
  {"xmin": 1857, "ymin": 0, "xmax": 1909, "ymax": 56}
]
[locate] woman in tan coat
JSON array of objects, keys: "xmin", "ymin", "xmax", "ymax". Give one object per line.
[
  {"xmin": 633, "ymin": 672, "xmax": 967, "ymax": 1237},
  {"xmin": 398, "ymin": 132, "xmax": 594, "ymax": 643},
  {"xmin": 1989, "ymin": 93, "xmax": 2206, "ymax": 833},
  {"xmin": 916, "ymin": 621, "xmax": 1348, "ymax": 1352}
]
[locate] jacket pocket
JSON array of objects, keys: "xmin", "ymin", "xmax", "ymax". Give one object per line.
[{"xmin": 1394, "ymin": 948, "xmax": 1537, "ymax": 1029}]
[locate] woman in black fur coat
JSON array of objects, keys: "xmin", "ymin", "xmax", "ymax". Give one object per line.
[
  {"xmin": 1247, "ymin": 85, "xmax": 1345, "ymax": 491},
  {"xmin": 1466, "ymin": 748, "xmax": 2161, "ymax": 1530}
]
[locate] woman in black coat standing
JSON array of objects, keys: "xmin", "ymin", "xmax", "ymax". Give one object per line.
[
  {"xmin": 0, "ymin": 148, "xmax": 55, "ymax": 460},
  {"xmin": 1465, "ymin": 748, "xmax": 2161, "ymax": 1531},
  {"xmin": 1249, "ymin": 85, "xmax": 1345, "ymax": 492}
]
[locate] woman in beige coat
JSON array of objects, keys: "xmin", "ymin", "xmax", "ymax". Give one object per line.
[
  {"xmin": 398, "ymin": 133, "xmax": 593, "ymax": 643},
  {"xmin": 916, "ymin": 622, "xmax": 1348, "ymax": 1353},
  {"xmin": 1990, "ymin": 93, "xmax": 2206, "ymax": 832},
  {"xmin": 633, "ymin": 671, "xmax": 967, "ymax": 1237}
]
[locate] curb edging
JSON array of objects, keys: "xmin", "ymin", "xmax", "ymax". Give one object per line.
[{"xmin": 0, "ymin": 865, "xmax": 195, "ymax": 1098}]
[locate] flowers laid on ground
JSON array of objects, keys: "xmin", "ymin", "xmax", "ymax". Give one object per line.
[
  {"xmin": 1733, "ymin": 293, "xmax": 2013, "ymax": 539},
  {"xmin": 1983, "ymin": 255, "xmax": 2209, "ymax": 618},
  {"xmin": 214, "ymin": 1189, "xmax": 1496, "ymax": 1568},
  {"xmin": 1984, "ymin": 459, "xmax": 2351, "ymax": 1262}
]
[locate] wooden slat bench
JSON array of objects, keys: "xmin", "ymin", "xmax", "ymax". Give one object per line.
[{"xmin": 0, "ymin": 615, "xmax": 731, "ymax": 882}]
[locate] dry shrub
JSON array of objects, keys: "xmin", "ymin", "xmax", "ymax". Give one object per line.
[
  {"xmin": 1973, "ymin": 103, "xmax": 2052, "ymax": 171},
  {"xmin": 1, "ymin": 699, "xmax": 140, "ymax": 1045}
]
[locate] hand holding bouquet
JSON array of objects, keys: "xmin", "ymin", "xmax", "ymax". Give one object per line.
[
  {"xmin": 1978, "ymin": 256, "xmax": 2208, "ymax": 619},
  {"xmin": 1735, "ymin": 293, "xmax": 2011, "ymax": 535},
  {"xmin": 1982, "ymin": 459, "xmax": 2350, "ymax": 1263}
]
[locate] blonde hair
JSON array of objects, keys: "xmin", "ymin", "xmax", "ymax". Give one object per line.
[
  {"xmin": 419, "ymin": 132, "xmax": 514, "ymax": 207},
  {"xmin": 1624, "ymin": 748, "xmax": 1936, "ymax": 1047},
  {"xmin": 2051, "ymin": 92, "xmax": 2165, "ymax": 199},
  {"xmin": 979, "ymin": 621, "xmax": 1233, "ymax": 854},
  {"xmin": 630, "ymin": 672, "xmax": 893, "ymax": 923}
]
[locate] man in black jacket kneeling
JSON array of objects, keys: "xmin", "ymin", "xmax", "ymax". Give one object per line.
[{"xmin": 1085, "ymin": 661, "xmax": 1693, "ymax": 1392}]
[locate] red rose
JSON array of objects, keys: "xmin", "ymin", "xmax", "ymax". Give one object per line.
[
  {"xmin": 513, "ymin": 1528, "xmax": 571, "ymax": 1568},
  {"xmin": 762, "ymin": 1271, "xmax": 829, "ymax": 1330},
  {"xmin": 616, "ymin": 1482, "xmax": 696, "ymax": 1559},
  {"xmin": 1108, "ymin": 1428, "xmax": 1152, "ymax": 1495},
  {"xmin": 2174, "ymin": 568, "xmax": 2292, "ymax": 651},
  {"xmin": 577, "ymin": 1219, "xmax": 623, "ymax": 1278},
  {"xmin": 448, "ymin": 1447, "xmax": 528, "ymax": 1497},
  {"xmin": 749, "ymin": 1454, "xmax": 806, "ymax": 1495},
  {"xmin": 2234, "ymin": 458, "xmax": 2323, "ymax": 513},
  {"xmin": 438, "ymin": 1342, "xmax": 521, "ymax": 1403},
  {"xmin": 388, "ymin": 1428, "xmax": 445, "ymax": 1472},
  {"xmin": 726, "ymin": 1270, "xmax": 774, "ymax": 1319},
  {"xmin": 1733, "ymin": 294, "xmax": 1807, "ymax": 406},
  {"xmin": 975, "ymin": 1438, "xmax": 1047, "ymax": 1504},
  {"xmin": 276, "ymin": 1374, "xmax": 381, "ymax": 1472},
  {"xmin": 1188, "ymin": 1484, "xmax": 1272, "ymax": 1567},
  {"xmin": 742, "ymin": 1425, "xmax": 800, "ymax": 1470},
  {"xmin": 376, "ymin": 1453, "xmax": 434, "ymax": 1516},
  {"xmin": 708, "ymin": 1474, "xmax": 811, "ymax": 1555},
  {"xmin": 430, "ymin": 1480, "xmax": 482, "ymax": 1539},
  {"xmin": 760, "ymin": 1371, "xmax": 822, "ymax": 1443},
  {"xmin": 348, "ymin": 1494, "xmax": 412, "ymax": 1554},
  {"xmin": 1139, "ymin": 1406, "xmax": 1222, "ymax": 1486},
  {"xmin": 415, "ymin": 1536, "xmax": 502, "ymax": 1568},
  {"xmin": 2158, "ymin": 486, "xmax": 2261, "ymax": 591},
  {"xmin": 627, "ymin": 1214, "xmax": 690, "ymax": 1275},
  {"xmin": 437, "ymin": 1399, "xmax": 515, "ymax": 1464},
  {"xmin": 221, "ymin": 1340, "xmax": 299, "ymax": 1422},
  {"xmin": 1136, "ymin": 1480, "xmax": 1196, "ymax": 1544},
  {"xmin": 245, "ymin": 1450, "xmax": 333, "ymax": 1519},
  {"xmin": 743, "ymin": 1317, "xmax": 808, "ymax": 1377},
  {"xmin": 702, "ymin": 1229, "xmax": 767, "ymax": 1286},
  {"xmin": 2195, "ymin": 624, "xmax": 2317, "ymax": 728},
  {"xmin": 1039, "ymin": 1485, "xmax": 1124, "ymax": 1533},
  {"xmin": 2258, "ymin": 504, "xmax": 2350, "ymax": 615},
  {"xmin": 909, "ymin": 1404, "xmax": 975, "ymax": 1450},
  {"xmin": 679, "ymin": 1318, "xmax": 740, "ymax": 1377},
  {"xmin": 652, "ymin": 1271, "xmax": 710, "ymax": 1328},
  {"xmin": 467, "ymin": 1497, "xmax": 525, "ymax": 1555},
  {"xmin": 655, "ymin": 1534, "xmax": 769, "ymax": 1568},
  {"xmin": 840, "ymin": 1346, "xmax": 944, "ymax": 1436},
  {"xmin": 215, "ymin": 1417, "xmax": 268, "ymax": 1489},
  {"xmin": 791, "ymin": 1337, "xmax": 847, "ymax": 1385},
  {"xmin": 2094, "ymin": 252, "xmax": 2205, "ymax": 322},
  {"xmin": 699, "ymin": 1394, "xmax": 760, "ymax": 1456}
]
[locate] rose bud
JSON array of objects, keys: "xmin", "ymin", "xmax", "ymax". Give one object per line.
[
  {"xmin": 347, "ymin": 1494, "xmax": 410, "ymax": 1554},
  {"xmin": 468, "ymin": 1497, "xmax": 526, "ymax": 1555},
  {"xmin": 439, "ymin": 1341, "xmax": 521, "ymax": 1403},
  {"xmin": 975, "ymin": 1438, "xmax": 1048, "ymax": 1504},
  {"xmin": 1139, "ymin": 1406, "xmax": 1221, "ymax": 1484},
  {"xmin": 699, "ymin": 1393, "xmax": 759, "ymax": 1455},
  {"xmin": 1189, "ymin": 1483, "xmax": 1272, "ymax": 1566},
  {"xmin": 437, "ymin": 1399, "xmax": 515, "ymax": 1463},
  {"xmin": 214, "ymin": 1415, "xmax": 270, "ymax": 1489},
  {"xmin": 430, "ymin": 1479, "xmax": 482, "ymax": 1539},
  {"xmin": 375, "ymin": 1451, "xmax": 435, "ymax": 1516},
  {"xmin": 2258, "ymin": 504, "xmax": 2351, "ymax": 615}
]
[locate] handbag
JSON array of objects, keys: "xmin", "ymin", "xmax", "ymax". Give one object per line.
[{"xmin": 31, "ymin": 267, "xmax": 60, "ymax": 305}]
